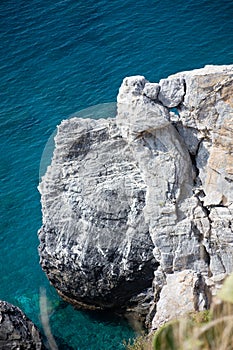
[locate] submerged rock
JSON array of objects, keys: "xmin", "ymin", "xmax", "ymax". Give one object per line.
[
  {"xmin": 0, "ymin": 301, "xmax": 44, "ymax": 350},
  {"xmin": 38, "ymin": 64, "xmax": 233, "ymax": 327}
]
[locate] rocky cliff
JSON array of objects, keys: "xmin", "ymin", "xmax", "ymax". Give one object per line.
[{"xmin": 38, "ymin": 65, "xmax": 233, "ymax": 328}]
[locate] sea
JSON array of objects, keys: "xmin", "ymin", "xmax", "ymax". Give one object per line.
[{"xmin": 0, "ymin": 0, "xmax": 233, "ymax": 349}]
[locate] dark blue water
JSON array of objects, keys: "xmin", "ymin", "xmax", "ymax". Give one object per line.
[{"xmin": 0, "ymin": 0, "xmax": 233, "ymax": 348}]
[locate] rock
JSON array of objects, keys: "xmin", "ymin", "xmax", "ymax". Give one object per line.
[
  {"xmin": 38, "ymin": 64, "xmax": 233, "ymax": 329},
  {"xmin": 152, "ymin": 270, "xmax": 197, "ymax": 329},
  {"xmin": 158, "ymin": 77, "xmax": 185, "ymax": 107},
  {"xmin": 206, "ymin": 206, "xmax": 233, "ymax": 275},
  {"xmin": 38, "ymin": 117, "xmax": 158, "ymax": 310},
  {"xmin": 117, "ymin": 76, "xmax": 170, "ymax": 141},
  {"xmin": 174, "ymin": 64, "xmax": 233, "ymax": 207},
  {"xmin": 143, "ymin": 82, "xmax": 160, "ymax": 100},
  {"xmin": 0, "ymin": 301, "xmax": 44, "ymax": 350}
]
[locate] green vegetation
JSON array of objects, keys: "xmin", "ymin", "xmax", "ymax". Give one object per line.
[{"xmin": 125, "ymin": 274, "xmax": 233, "ymax": 350}]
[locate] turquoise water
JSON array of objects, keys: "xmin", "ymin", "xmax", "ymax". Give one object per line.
[{"xmin": 0, "ymin": 0, "xmax": 233, "ymax": 348}]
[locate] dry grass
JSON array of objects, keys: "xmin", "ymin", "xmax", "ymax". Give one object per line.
[{"xmin": 124, "ymin": 333, "xmax": 154, "ymax": 350}]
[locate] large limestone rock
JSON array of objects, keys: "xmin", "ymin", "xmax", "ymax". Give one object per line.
[
  {"xmin": 39, "ymin": 118, "xmax": 157, "ymax": 310},
  {"xmin": 38, "ymin": 65, "xmax": 233, "ymax": 328},
  {"xmin": 0, "ymin": 301, "xmax": 44, "ymax": 350}
]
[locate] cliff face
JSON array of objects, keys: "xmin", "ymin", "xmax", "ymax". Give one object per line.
[
  {"xmin": 38, "ymin": 117, "xmax": 157, "ymax": 310},
  {"xmin": 38, "ymin": 65, "xmax": 233, "ymax": 328}
]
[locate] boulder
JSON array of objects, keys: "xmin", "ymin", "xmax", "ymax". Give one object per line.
[
  {"xmin": 0, "ymin": 301, "xmax": 44, "ymax": 350},
  {"xmin": 116, "ymin": 76, "xmax": 170, "ymax": 141},
  {"xmin": 158, "ymin": 77, "xmax": 185, "ymax": 107},
  {"xmin": 38, "ymin": 118, "xmax": 157, "ymax": 310},
  {"xmin": 143, "ymin": 82, "xmax": 160, "ymax": 100}
]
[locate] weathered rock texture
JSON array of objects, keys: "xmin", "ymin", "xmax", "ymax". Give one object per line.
[
  {"xmin": 39, "ymin": 118, "xmax": 158, "ymax": 310},
  {"xmin": 0, "ymin": 301, "xmax": 44, "ymax": 350},
  {"xmin": 38, "ymin": 65, "xmax": 233, "ymax": 328}
]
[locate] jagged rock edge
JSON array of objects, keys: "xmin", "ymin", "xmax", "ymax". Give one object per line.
[{"xmin": 38, "ymin": 65, "xmax": 233, "ymax": 330}]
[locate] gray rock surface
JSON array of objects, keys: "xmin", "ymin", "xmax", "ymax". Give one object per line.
[
  {"xmin": 38, "ymin": 64, "xmax": 233, "ymax": 328},
  {"xmin": 39, "ymin": 118, "xmax": 157, "ymax": 310},
  {"xmin": 143, "ymin": 82, "xmax": 160, "ymax": 100},
  {"xmin": 158, "ymin": 77, "xmax": 185, "ymax": 107},
  {"xmin": 117, "ymin": 76, "xmax": 170, "ymax": 141},
  {"xmin": 0, "ymin": 301, "xmax": 44, "ymax": 350}
]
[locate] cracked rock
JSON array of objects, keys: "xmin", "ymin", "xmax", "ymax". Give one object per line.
[
  {"xmin": 38, "ymin": 117, "xmax": 157, "ymax": 311},
  {"xmin": 38, "ymin": 64, "xmax": 233, "ymax": 328},
  {"xmin": 117, "ymin": 76, "xmax": 170, "ymax": 140}
]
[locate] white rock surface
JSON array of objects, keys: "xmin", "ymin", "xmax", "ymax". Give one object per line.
[
  {"xmin": 38, "ymin": 65, "xmax": 233, "ymax": 329},
  {"xmin": 158, "ymin": 77, "xmax": 185, "ymax": 107},
  {"xmin": 117, "ymin": 76, "xmax": 170, "ymax": 141},
  {"xmin": 152, "ymin": 270, "xmax": 196, "ymax": 328},
  {"xmin": 143, "ymin": 82, "xmax": 160, "ymax": 100},
  {"xmin": 39, "ymin": 117, "xmax": 157, "ymax": 310}
]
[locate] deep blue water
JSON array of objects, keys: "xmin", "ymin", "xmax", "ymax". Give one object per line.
[{"xmin": 0, "ymin": 0, "xmax": 233, "ymax": 348}]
